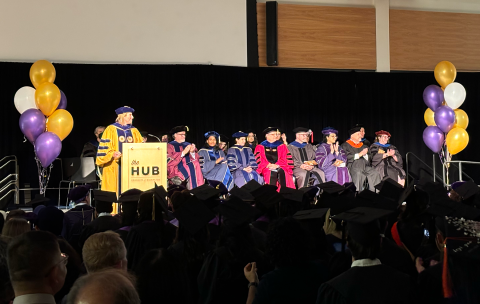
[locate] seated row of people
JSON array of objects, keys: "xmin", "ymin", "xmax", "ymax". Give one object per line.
[{"xmin": 167, "ymin": 125, "xmax": 405, "ymax": 192}]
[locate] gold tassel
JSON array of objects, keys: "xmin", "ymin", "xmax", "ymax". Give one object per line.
[{"xmin": 186, "ymin": 126, "xmax": 189, "ymax": 132}]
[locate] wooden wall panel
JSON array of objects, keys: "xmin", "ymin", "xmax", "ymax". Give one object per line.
[
  {"xmin": 257, "ymin": 4, "xmax": 376, "ymax": 70},
  {"xmin": 390, "ymin": 10, "xmax": 480, "ymax": 71}
]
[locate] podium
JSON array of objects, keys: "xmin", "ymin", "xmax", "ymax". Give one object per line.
[{"xmin": 120, "ymin": 143, "xmax": 168, "ymax": 192}]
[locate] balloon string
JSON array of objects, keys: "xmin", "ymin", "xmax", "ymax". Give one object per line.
[{"xmin": 23, "ymin": 136, "xmax": 27, "ymax": 143}]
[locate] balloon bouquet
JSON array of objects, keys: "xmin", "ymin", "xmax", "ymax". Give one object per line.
[
  {"xmin": 14, "ymin": 60, "xmax": 74, "ymax": 194},
  {"xmin": 423, "ymin": 61, "xmax": 468, "ymax": 185}
]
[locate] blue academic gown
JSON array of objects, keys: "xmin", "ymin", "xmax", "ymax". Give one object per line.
[
  {"xmin": 198, "ymin": 146, "xmax": 234, "ymax": 190},
  {"xmin": 226, "ymin": 145, "xmax": 264, "ymax": 188}
]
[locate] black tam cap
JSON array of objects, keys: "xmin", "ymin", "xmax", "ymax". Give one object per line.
[
  {"xmin": 348, "ymin": 126, "xmax": 362, "ymax": 136},
  {"xmin": 169, "ymin": 125, "xmax": 189, "ymax": 135},
  {"xmin": 263, "ymin": 127, "xmax": 280, "ymax": 136},
  {"xmin": 29, "ymin": 194, "xmax": 50, "ymax": 211},
  {"xmin": 334, "ymin": 207, "xmax": 394, "ymax": 245},
  {"xmin": 173, "ymin": 196, "xmax": 215, "ymax": 235},
  {"xmin": 292, "ymin": 127, "xmax": 309, "ymax": 133}
]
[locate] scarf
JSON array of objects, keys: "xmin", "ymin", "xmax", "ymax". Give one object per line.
[
  {"xmin": 346, "ymin": 140, "xmax": 363, "ymax": 149},
  {"xmin": 260, "ymin": 140, "xmax": 283, "ymax": 149},
  {"xmin": 289, "ymin": 141, "xmax": 307, "ymax": 148}
]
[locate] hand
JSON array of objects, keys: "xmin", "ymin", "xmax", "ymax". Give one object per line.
[
  {"xmin": 281, "ymin": 134, "xmax": 287, "ymax": 142},
  {"xmin": 334, "ymin": 142, "xmax": 339, "ymax": 153},
  {"xmin": 304, "ymin": 165, "xmax": 313, "ymax": 171},
  {"xmin": 300, "ymin": 164, "xmax": 308, "ymax": 170},
  {"xmin": 244, "ymin": 262, "xmax": 258, "ymax": 283},
  {"xmin": 415, "ymin": 257, "xmax": 425, "ymax": 273},
  {"xmin": 392, "ymin": 155, "xmax": 398, "ymax": 162},
  {"xmin": 216, "ymin": 157, "xmax": 224, "ymax": 164},
  {"xmin": 360, "ymin": 148, "xmax": 368, "ymax": 157},
  {"xmin": 244, "ymin": 167, "xmax": 253, "ymax": 173},
  {"xmin": 190, "ymin": 143, "xmax": 196, "ymax": 152},
  {"xmin": 330, "ymin": 144, "xmax": 334, "ymax": 154},
  {"xmin": 183, "ymin": 145, "xmax": 192, "ymax": 154},
  {"xmin": 113, "ymin": 151, "xmax": 122, "ymax": 159},
  {"xmin": 323, "ymin": 209, "xmax": 337, "ymax": 236}
]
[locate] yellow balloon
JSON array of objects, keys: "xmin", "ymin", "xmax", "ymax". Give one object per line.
[
  {"xmin": 35, "ymin": 83, "xmax": 61, "ymax": 117},
  {"xmin": 454, "ymin": 109, "xmax": 469, "ymax": 129},
  {"xmin": 424, "ymin": 108, "xmax": 436, "ymax": 126},
  {"xmin": 46, "ymin": 109, "xmax": 74, "ymax": 141},
  {"xmin": 434, "ymin": 61, "xmax": 456, "ymax": 88},
  {"xmin": 446, "ymin": 127, "xmax": 469, "ymax": 155},
  {"xmin": 29, "ymin": 60, "xmax": 56, "ymax": 88}
]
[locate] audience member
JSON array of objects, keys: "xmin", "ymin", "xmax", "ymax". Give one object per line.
[
  {"xmin": 0, "ymin": 238, "xmax": 14, "ymax": 304},
  {"xmin": 7, "ymin": 231, "xmax": 67, "ymax": 303},
  {"xmin": 1, "ymin": 218, "xmax": 30, "ymax": 242},
  {"xmin": 62, "ymin": 185, "xmax": 95, "ymax": 247},
  {"xmin": 83, "ymin": 231, "xmax": 127, "ymax": 273},
  {"xmin": 5, "ymin": 210, "xmax": 26, "ymax": 221},
  {"xmin": 66, "ymin": 269, "xmax": 140, "ymax": 304},
  {"xmin": 81, "ymin": 126, "xmax": 105, "ymax": 158}
]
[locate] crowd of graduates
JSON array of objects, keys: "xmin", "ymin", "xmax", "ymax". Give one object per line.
[{"xmin": 1, "ymin": 175, "xmax": 479, "ymax": 304}]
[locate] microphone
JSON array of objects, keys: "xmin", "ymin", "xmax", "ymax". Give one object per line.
[{"xmin": 147, "ymin": 134, "xmax": 161, "ymax": 142}]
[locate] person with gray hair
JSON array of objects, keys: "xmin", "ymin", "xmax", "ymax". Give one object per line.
[
  {"xmin": 82, "ymin": 231, "xmax": 128, "ymax": 273},
  {"xmin": 67, "ymin": 269, "xmax": 140, "ymax": 304},
  {"xmin": 80, "ymin": 125, "xmax": 106, "ymax": 158}
]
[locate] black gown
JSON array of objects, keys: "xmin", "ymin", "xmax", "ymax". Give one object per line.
[
  {"xmin": 78, "ymin": 215, "xmax": 122, "ymax": 250},
  {"xmin": 316, "ymin": 263, "xmax": 417, "ymax": 304}
]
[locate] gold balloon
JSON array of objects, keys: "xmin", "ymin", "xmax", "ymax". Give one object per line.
[
  {"xmin": 434, "ymin": 61, "xmax": 456, "ymax": 88},
  {"xmin": 446, "ymin": 127, "xmax": 469, "ymax": 155},
  {"xmin": 35, "ymin": 82, "xmax": 61, "ymax": 116},
  {"xmin": 454, "ymin": 109, "xmax": 469, "ymax": 129},
  {"xmin": 424, "ymin": 108, "xmax": 436, "ymax": 126},
  {"xmin": 46, "ymin": 109, "xmax": 73, "ymax": 141},
  {"xmin": 30, "ymin": 60, "xmax": 56, "ymax": 88}
]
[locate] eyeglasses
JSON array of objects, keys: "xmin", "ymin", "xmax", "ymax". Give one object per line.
[
  {"xmin": 44, "ymin": 253, "xmax": 69, "ymax": 277},
  {"xmin": 176, "ymin": 133, "xmax": 186, "ymax": 137},
  {"xmin": 329, "ymin": 135, "xmax": 337, "ymax": 138},
  {"xmin": 380, "ymin": 135, "xmax": 390, "ymax": 139},
  {"xmin": 297, "ymin": 133, "xmax": 309, "ymax": 136}
]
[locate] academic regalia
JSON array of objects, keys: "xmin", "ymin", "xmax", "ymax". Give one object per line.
[
  {"xmin": 370, "ymin": 141, "xmax": 405, "ymax": 183},
  {"xmin": 254, "ymin": 140, "xmax": 295, "ymax": 191},
  {"xmin": 77, "ymin": 214, "xmax": 122, "ymax": 250},
  {"xmin": 316, "ymin": 143, "xmax": 351, "ymax": 185},
  {"xmin": 341, "ymin": 140, "xmax": 381, "ymax": 192},
  {"xmin": 198, "ymin": 147, "xmax": 233, "ymax": 190},
  {"xmin": 167, "ymin": 141, "xmax": 204, "ymax": 189},
  {"xmin": 288, "ymin": 141, "xmax": 325, "ymax": 188},
  {"xmin": 96, "ymin": 122, "xmax": 143, "ymax": 196},
  {"xmin": 62, "ymin": 204, "xmax": 95, "ymax": 251},
  {"xmin": 227, "ymin": 145, "xmax": 264, "ymax": 188}
]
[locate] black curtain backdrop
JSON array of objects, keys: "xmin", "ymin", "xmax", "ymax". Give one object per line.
[{"xmin": 1, "ymin": 62, "xmax": 479, "ymax": 204}]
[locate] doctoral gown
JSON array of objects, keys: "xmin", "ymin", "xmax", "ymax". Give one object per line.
[
  {"xmin": 167, "ymin": 141, "xmax": 204, "ymax": 189},
  {"xmin": 96, "ymin": 123, "xmax": 143, "ymax": 196},
  {"xmin": 288, "ymin": 141, "xmax": 325, "ymax": 188},
  {"xmin": 315, "ymin": 143, "xmax": 351, "ymax": 185},
  {"xmin": 198, "ymin": 147, "xmax": 233, "ymax": 190},
  {"xmin": 341, "ymin": 140, "xmax": 381, "ymax": 191},
  {"xmin": 226, "ymin": 145, "xmax": 264, "ymax": 188},
  {"xmin": 370, "ymin": 143, "xmax": 406, "ymax": 182},
  {"xmin": 254, "ymin": 140, "xmax": 295, "ymax": 191}
]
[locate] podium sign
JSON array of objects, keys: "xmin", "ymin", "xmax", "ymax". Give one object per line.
[{"xmin": 121, "ymin": 143, "xmax": 168, "ymax": 192}]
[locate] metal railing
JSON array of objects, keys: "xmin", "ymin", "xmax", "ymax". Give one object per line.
[
  {"xmin": 442, "ymin": 160, "xmax": 480, "ymax": 187},
  {"xmin": 0, "ymin": 156, "xmax": 18, "ymax": 204},
  {"xmin": 405, "ymin": 152, "xmax": 443, "ymax": 186}
]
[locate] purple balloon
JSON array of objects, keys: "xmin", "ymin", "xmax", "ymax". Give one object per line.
[
  {"xmin": 58, "ymin": 90, "xmax": 67, "ymax": 110},
  {"xmin": 35, "ymin": 132, "xmax": 62, "ymax": 168},
  {"xmin": 423, "ymin": 126, "xmax": 445, "ymax": 153},
  {"xmin": 434, "ymin": 105, "xmax": 455, "ymax": 133},
  {"xmin": 19, "ymin": 109, "xmax": 46, "ymax": 144},
  {"xmin": 423, "ymin": 85, "xmax": 444, "ymax": 111}
]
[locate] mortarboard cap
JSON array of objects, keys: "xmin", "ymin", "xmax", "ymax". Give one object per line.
[
  {"xmin": 93, "ymin": 190, "xmax": 117, "ymax": 203},
  {"xmin": 251, "ymin": 185, "xmax": 284, "ymax": 212},
  {"xmin": 232, "ymin": 131, "xmax": 248, "ymax": 138},
  {"xmin": 229, "ymin": 187, "xmax": 255, "ymax": 203},
  {"xmin": 118, "ymin": 188, "xmax": 142, "ymax": 203},
  {"xmin": 204, "ymin": 131, "xmax": 220, "ymax": 140},
  {"xmin": 299, "ymin": 186, "xmax": 319, "ymax": 200},
  {"xmin": 280, "ymin": 187, "xmax": 305, "ymax": 204},
  {"xmin": 67, "ymin": 185, "xmax": 92, "ymax": 203},
  {"xmin": 29, "ymin": 194, "xmax": 50, "ymax": 211},
  {"xmin": 263, "ymin": 127, "xmax": 280, "ymax": 136},
  {"xmin": 318, "ymin": 181, "xmax": 347, "ymax": 195},
  {"xmin": 398, "ymin": 182, "xmax": 415, "ymax": 205},
  {"xmin": 37, "ymin": 206, "xmax": 65, "ymax": 236},
  {"xmin": 189, "ymin": 184, "xmax": 221, "ymax": 201},
  {"xmin": 356, "ymin": 190, "xmax": 398, "ymax": 211},
  {"xmin": 207, "ymin": 180, "xmax": 229, "ymax": 195},
  {"xmin": 173, "ymin": 195, "xmax": 215, "ymax": 235},
  {"xmin": 343, "ymin": 182, "xmax": 357, "ymax": 193},
  {"xmin": 293, "ymin": 208, "xmax": 329, "ymax": 221},
  {"xmin": 292, "ymin": 127, "xmax": 309, "ymax": 134},
  {"xmin": 375, "ymin": 178, "xmax": 404, "ymax": 202},
  {"xmin": 334, "ymin": 207, "xmax": 394, "ymax": 245},
  {"xmin": 154, "ymin": 183, "xmax": 169, "ymax": 214},
  {"xmin": 167, "ymin": 185, "xmax": 186, "ymax": 198},
  {"xmin": 242, "ymin": 180, "xmax": 262, "ymax": 193},
  {"xmin": 216, "ymin": 196, "xmax": 261, "ymax": 229},
  {"xmin": 427, "ymin": 197, "xmax": 480, "ymax": 221},
  {"xmin": 454, "ymin": 181, "xmax": 479, "ymax": 202},
  {"xmin": 115, "ymin": 106, "xmax": 134, "ymax": 115}
]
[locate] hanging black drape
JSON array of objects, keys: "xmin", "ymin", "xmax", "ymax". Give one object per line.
[{"xmin": 1, "ymin": 63, "xmax": 479, "ymax": 201}]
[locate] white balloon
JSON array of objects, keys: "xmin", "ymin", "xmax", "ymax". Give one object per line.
[
  {"xmin": 444, "ymin": 82, "xmax": 466, "ymax": 109},
  {"xmin": 14, "ymin": 86, "xmax": 37, "ymax": 114}
]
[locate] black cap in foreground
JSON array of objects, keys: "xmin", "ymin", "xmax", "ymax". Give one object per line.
[
  {"xmin": 333, "ymin": 207, "xmax": 394, "ymax": 245},
  {"xmin": 29, "ymin": 194, "xmax": 50, "ymax": 210},
  {"xmin": 216, "ymin": 196, "xmax": 261, "ymax": 229},
  {"xmin": 93, "ymin": 190, "xmax": 117, "ymax": 203},
  {"xmin": 454, "ymin": 181, "xmax": 479, "ymax": 202},
  {"xmin": 242, "ymin": 180, "xmax": 263, "ymax": 193},
  {"xmin": 251, "ymin": 185, "xmax": 284, "ymax": 212},
  {"xmin": 293, "ymin": 208, "xmax": 329, "ymax": 221},
  {"xmin": 173, "ymin": 196, "xmax": 215, "ymax": 235}
]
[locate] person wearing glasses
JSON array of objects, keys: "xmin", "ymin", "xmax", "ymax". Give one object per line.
[
  {"xmin": 167, "ymin": 125, "xmax": 204, "ymax": 189},
  {"xmin": 315, "ymin": 127, "xmax": 351, "ymax": 185},
  {"xmin": 288, "ymin": 127, "xmax": 325, "ymax": 189},
  {"xmin": 96, "ymin": 106, "xmax": 143, "ymax": 197},
  {"xmin": 254, "ymin": 127, "xmax": 295, "ymax": 191},
  {"xmin": 370, "ymin": 130, "xmax": 406, "ymax": 186}
]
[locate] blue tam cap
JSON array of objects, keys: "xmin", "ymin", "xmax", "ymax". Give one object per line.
[
  {"xmin": 204, "ymin": 131, "xmax": 220, "ymax": 140},
  {"xmin": 115, "ymin": 106, "xmax": 135, "ymax": 115},
  {"xmin": 232, "ymin": 131, "xmax": 248, "ymax": 138}
]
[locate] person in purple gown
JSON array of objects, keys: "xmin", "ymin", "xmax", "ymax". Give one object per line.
[
  {"xmin": 315, "ymin": 127, "xmax": 351, "ymax": 185},
  {"xmin": 226, "ymin": 132, "xmax": 264, "ymax": 188}
]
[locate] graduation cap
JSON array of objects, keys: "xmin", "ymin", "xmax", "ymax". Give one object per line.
[
  {"xmin": 320, "ymin": 192, "xmax": 356, "ymax": 216},
  {"xmin": 375, "ymin": 178, "xmax": 404, "ymax": 202},
  {"xmin": 250, "ymin": 185, "xmax": 284, "ymax": 212},
  {"xmin": 28, "ymin": 194, "xmax": 50, "ymax": 210},
  {"xmin": 93, "ymin": 190, "xmax": 117, "ymax": 212},
  {"xmin": 427, "ymin": 197, "xmax": 480, "ymax": 221},
  {"xmin": 118, "ymin": 189, "xmax": 141, "ymax": 220},
  {"xmin": 318, "ymin": 181, "xmax": 347, "ymax": 196},
  {"xmin": 356, "ymin": 190, "xmax": 398, "ymax": 211},
  {"xmin": 207, "ymin": 180, "xmax": 228, "ymax": 196},
  {"xmin": 292, "ymin": 127, "xmax": 309, "ymax": 133},
  {"xmin": 232, "ymin": 132, "xmax": 248, "ymax": 138},
  {"xmin": 229, "ymin": 187, "xmax": 255, "ymax": 203},
  {"xmin": 167, "ymin": 185, "xmax": 186, "ymax": 198},
  {"xmin": 153, "ymin": 183, "xmax": 169, "ymax": 214},
  {"xmin": 173, "ymin": 195, "xmax": 216, "ymax": 235},
  {"xmin": 453, "ymin": 181, "xmax": 479, "ymax": 203},
  {"xmin": 37, "ymin": 206, "xmax": 65, "ymax": 236},
  {"xmin": 138, "ymin": 191, "xmax": 162, "ymax": 221},
  {"xmin": 241, "ymin": 180, "xmax": 262, "ymax": 193},
  {"xmin": 67, "ymin": 185, "xmax": 92, "ymax": 203},
  {"xmin": 293, "ymin": 208, "xmax": 329, "ymax": 221},
  {"xmin": 299, "ymin": 186, "xmax": 319, "ymax": 200},
  {"xmin": 263, "ymin": 127, "xmax": 280, "ymax": 135},
  {"xmin": 417, "ymin": 180, "xmax": 449, "ymax": 202},
  {"xmin": 216, "ymin": 196, "xmax": 261, "ymax": 229},
  {"xmin": 189, "ymin": 184, "xmax": 222, "ymax": 210},
  {"xmin": 118, "ymin": 188, "xmax": 142, "ymax": 203},
  {"xmin": 333, "ymin": 207, "xmax": 394, "ymax": 245},
  {"xmin": 280, "ymin": 187, "xmax": 305, "ymax": 204}
]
